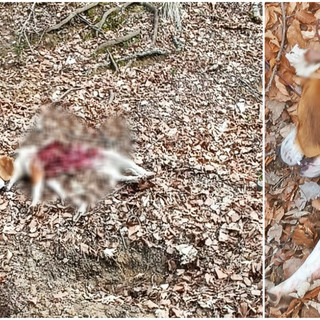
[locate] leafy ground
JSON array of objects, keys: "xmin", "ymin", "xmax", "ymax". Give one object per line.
[
  {"xmin": 0, "ymin": 2, "xmax": 262, "ymax": 317},
  {"xmin": 265, "ymin": 2, "xmax": 320, "ymax": 318}
]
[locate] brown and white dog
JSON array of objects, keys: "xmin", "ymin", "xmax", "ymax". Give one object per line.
[
  {"xmin": 280, "ymin": 45, "xmax": 320, "ymax": 177},
  {"xmin": 0, "ymin": 140, "xmax": 154, "ymax": 213},
  {"xmin": 270, "ymin": 46, "xmax": 320, "ymax": 303}
]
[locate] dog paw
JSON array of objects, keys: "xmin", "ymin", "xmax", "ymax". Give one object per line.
[
  {"xmin": 144, "ymin": 171, "xmax": 155, "ymax": 178},
  {"xmin": 0, "ymin": 178, "xmax": 5, "ymax": 190}
]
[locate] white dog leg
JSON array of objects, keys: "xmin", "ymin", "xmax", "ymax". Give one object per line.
[
  {"xmin": 7, "ymin": 161, "xmax": 23, "ymax": 190},
  {"xmin": 46, "ymin": 179, "xmax": 66, "ymax": 201},
  {"xmin": 101, "ymin": 150, "xmax": 154, "ymax": 177},
  {"xmin": 31, "ymin": 180, "xmax": 44, "ymax": 206},
  {"xmin": 280, "ymin": 128, "xmax": 304, "ymax": 166},
  {"xmin": 269, "ymin": 240, "xmax": 320, "ymax": 304}
]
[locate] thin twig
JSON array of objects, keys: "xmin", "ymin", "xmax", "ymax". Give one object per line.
[
  {"xmin": 59, "ymin": 87, "xmax": 84, "ymax": 100},
  {"xmin": 266, "ymin": 2, "xmax": 286, "ymax": 94}
]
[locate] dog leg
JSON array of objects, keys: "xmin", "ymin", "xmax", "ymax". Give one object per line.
[
  {"xmin": 31, "ymin": 180, "xmax": 44, "ymax": 206},
  {"xmin": 6, "ymin": 160, "xmax": 24, "ymax": 191},
  {"xmin": 30, "ymin": 159, "xmax": 45, "ymax": 206},
  {"xmin": 268, "ymin": 239, "xmax": 320, "ymax": 304},
  {"xmin": 101, "ymin": 150, "xmax": 154, "ymax": 177},
  {"xmin": 100, "ymin": 166, "xmax": 146, "ymax": 185},
  {"xmin": 72, "ymin": 199, "xmax": 88, "ymax": 222},
  {"xmin": 46, "ymin": 179, "xmax": 66, "ymax": 202},
  {"xmin": 300, "ymin": 156, "xmax": 320, "ymax": 178},
  {"xmin": 280, "ymin": 128, "xmax": 304, "ymax": 166}
]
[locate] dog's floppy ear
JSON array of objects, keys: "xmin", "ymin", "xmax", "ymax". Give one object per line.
[{"xmin": 0, "ymin": 156, "xmax": 14, "ymax": 181}]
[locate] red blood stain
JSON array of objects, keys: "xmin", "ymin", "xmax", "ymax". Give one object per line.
[{"xmin": 36, "ymin": 141, "xmax": 101, "ymax": 177}]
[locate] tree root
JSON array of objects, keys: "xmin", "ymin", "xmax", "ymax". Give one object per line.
[
  {"xmin": 94, "ymin": 2, "xmax": 134, "ymax": 31},
  {"xmin": 47, "ymin": 2, "xmax": 99, "ymax": 32},
  {"xmin": 117, "ymin": 48, "xmax": 169, "ymax": 63},
  {"xmin": 139, "ymin": 2, "xmax": 159, "ymax": 45},
  {"xmin": 88, "ymin": 48, "xmax": 169, "ymax": 74},
  {"xmin": 96, "ymin": 30, "xmax": 141, "ymax": 52}
]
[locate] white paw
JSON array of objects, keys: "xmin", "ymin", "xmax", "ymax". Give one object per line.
[
  {"xmin": 280, "ymin": 128, "xmax": 304, "ymax": 166},
  {"xmin": 144, "ymin": 171, "xmax": 155, "ymax": 178}
]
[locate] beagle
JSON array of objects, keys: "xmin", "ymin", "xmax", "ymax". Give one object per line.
[
  {"xmin": 269, "ymin": 46, "xmax": 320, "ymax": 303},
  {"xmin": 280, "ymin": 45, "xmax": 320, "ymax": 177},
  {"xmin": 0, "ymin": 140, "xmax": 154, "ymax": 212}
]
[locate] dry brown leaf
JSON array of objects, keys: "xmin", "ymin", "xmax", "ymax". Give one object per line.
[
  {"xmin": 287, "ymin": 19, "xmax": 307, "ymax": 49},
  {"xmin": 295, "ymin": 9, "xmax": 316, "ymax": 24},
  {"xmin": 292, "ymin": 225, "xmax": 315, "ymax": 248},
  {"xmin": 215, "ymin": 267, "xmax": 228, "ymax": 279},
  {"xmin": 312, "ymin": 198, "xmax": 320, "ymax": 210}
]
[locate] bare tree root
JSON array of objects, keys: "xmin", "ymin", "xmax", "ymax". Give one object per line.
[
  {"xmin": 96, "ymin": 30, "xmax": 141, "ymax": 52},
  {"xmin": 117, "ymin": 49, "xmax": 169, "ymax": 63},
  {"xmin": 94, "ymin": 7, "xmax": 118, "ymax": 30},
  {"xmin": 47, "ymin": 2, "xmax": 99, "ymax": 32},
  {"xmin": 88, "ymin": 48, "xmax": 169, "ymax": 74},
  {"xmin": 94, "ymin": 2, "xmax": 133, "ymax": 30},
  {"xmin": 95, "ymin": 2, "xmax": 159, "ymax": 45},
  {"xmin": 139, "ymin": 2, "xmax": 159, "ymax": 45}
]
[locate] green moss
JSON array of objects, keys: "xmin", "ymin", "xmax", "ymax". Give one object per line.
[
  {"xmin": 82, "ymin": 31, "xmax": 94, "ymax": 41},
  {"xmin": 102, "ymin": 10, "xmax": 126, "ymax": 31},
  {"xmin": 87, "ymin": 7, "xmax": 97, "ymax": 20}
]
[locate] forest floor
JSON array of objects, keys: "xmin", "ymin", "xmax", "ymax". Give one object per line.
[{"xmin": 0, "ymin": 2, "xmax": 262, "ymax": 318}]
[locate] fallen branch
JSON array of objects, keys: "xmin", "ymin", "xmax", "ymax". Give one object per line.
[
  {"xmin": 47, "ymin": 2, "xmax": 99, "ymax": 32},
  {"xmin": 266, "ymin": 2, "xmax": 286, "ymax": 94},
  {"xmin": 116, "ymin": 48, "xmax": 169, "ymax": 63},
  {"xmin": 96, "ymin": 29, "xmax": 140, "ymax": 51}
]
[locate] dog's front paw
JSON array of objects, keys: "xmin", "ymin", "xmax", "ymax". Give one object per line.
[
  {"xmin": 0, "ymin": 178, "xmax": 5, "ymax": 190},
  {"xmin": 144, "ymin": 171, "xmax": 155, "ymax": 179}
]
